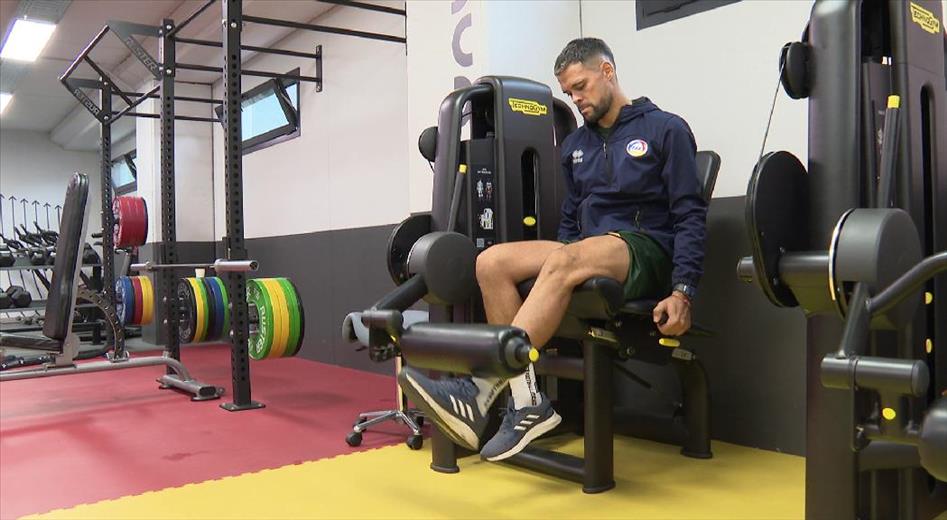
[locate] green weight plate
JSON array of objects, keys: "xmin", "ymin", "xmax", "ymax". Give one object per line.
[
  {"xmin": 276, "ymin": 278, "xmax": 301, "ymax": 357},
  {"xmin": 177, "ymin": 280, "xmax": 196, "ymax": 344},
  {"xmin": 288, "ymin": 278, "xmax": 305, "ymax": 356},
  {"xmin": 212, "ymin": 277, "xmax": 230, "ymax": 342},
  {"xmin": 247, "ymin": 279, "xmax": 275, "ymax": 360}
]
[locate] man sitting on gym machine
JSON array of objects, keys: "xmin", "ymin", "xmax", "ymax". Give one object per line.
[{"xmin": 399, "ymin": 38, "xmax": 708, "ymax": 461}]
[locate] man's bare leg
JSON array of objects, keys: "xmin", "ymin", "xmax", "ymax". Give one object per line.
[
  {"xmin": 476, "ymin": 240, "xmax": 564, "ymax": 325},
  {"xmin": 506, "ymin": 235, "xmax": 630, "ymax": 408}
]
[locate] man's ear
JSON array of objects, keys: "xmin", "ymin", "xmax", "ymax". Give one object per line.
[{"xmin": 602, "ymin": 60, "xmax": 615, "ymax": 81}]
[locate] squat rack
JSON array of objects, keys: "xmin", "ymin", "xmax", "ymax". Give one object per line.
[{"xmin": 60, "ymin": 0, "xmax": 406, "ymax": 410}]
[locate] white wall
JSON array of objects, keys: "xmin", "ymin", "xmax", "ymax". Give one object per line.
[
  {"xmin": 581, "ymin": 0, "xmax": 812, "ymax": 198},
  {"xmin": 136, "ymin": 83, "xmax": 215, "ymax": 242},
  {"xmin": 0, "ymin": 129, "xmax": 103, "ymax": 238},
  {"xmin": 405, "ymin": 1, "xmax": 581, "ymax": 213},
  {"xmin": 212, "ymin": 4, "xmax": 408, "ymax": 240}
]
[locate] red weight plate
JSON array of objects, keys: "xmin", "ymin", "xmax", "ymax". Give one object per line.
[
  {"xmin": 112, "ymin": 197, "xmax": 125, "ymax": 247},
  {"xmin": 130, "ymin": 276, "xmax": 143, "ymax": 325},
  {"xmin": 129, "ymin": 197, "xmax": 146, "ymax": 246},
  {"xmin": 135, "ymin": 197, "xmax": 148, "ymax": 245}
]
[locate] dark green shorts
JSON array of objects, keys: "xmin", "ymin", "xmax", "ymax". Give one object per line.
[{"xmin": 562, "ymin": 231, "xmax": 672, "ymax": 301}]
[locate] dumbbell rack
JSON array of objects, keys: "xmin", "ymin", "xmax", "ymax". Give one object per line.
[{"xmin": 0, "ymin": 261, "xmax": 105, "ymax": 342}]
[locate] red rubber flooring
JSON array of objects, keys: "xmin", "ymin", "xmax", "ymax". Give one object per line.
[{"xmin": 0, "ymin": 345, "xmax": 405, "ymax": 519}]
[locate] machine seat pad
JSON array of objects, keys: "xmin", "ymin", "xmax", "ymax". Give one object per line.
[{"xmin": 517, "ymin": 276, "xmax": 624, "ymax": 320}]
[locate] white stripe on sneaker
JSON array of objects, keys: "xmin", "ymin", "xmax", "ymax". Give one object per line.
[
  {"xmin": 526, "ymin": 414, "xmax": 540, "ymax": 419},
  {"xmin": 465, "ymin": 403, "xmax": 474, "ymax": 421},
  {"xmin": 514, "ymin": 426, "xmax": 527, "ymax": 431},
  {"xmin": 449, "ymin": 395, "xmax": 460, "ymax": 415}
]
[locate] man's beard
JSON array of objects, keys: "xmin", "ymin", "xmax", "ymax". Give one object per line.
[{"xmin": 583, "ymin": 91, "xmax": 613, "ymax": 125}]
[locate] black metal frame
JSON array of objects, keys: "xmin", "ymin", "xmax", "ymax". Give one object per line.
[{"xmin": 58, "ymin": 0, "xmax": 405, "ymax": 411}]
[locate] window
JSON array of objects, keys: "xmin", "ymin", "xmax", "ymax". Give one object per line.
[
  {"xmin": 111, "ymin": 151, "xmax": 137, "ymax": 195},
  {"xmin": 216, "ymin": 69, "xmax": 300, "ymax": 155},
  {"xmin": 636, "ymin": 0, "xmax": 741, "ymax": 30}
]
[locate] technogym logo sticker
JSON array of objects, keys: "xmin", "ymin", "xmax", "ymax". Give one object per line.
[
  {"xmin": 508, "ymin": 98, "xmax": 548, "ymax": 116},
  {"xmin": 909, "ymin": 2, "xmax": 940, "ymax": 34}
]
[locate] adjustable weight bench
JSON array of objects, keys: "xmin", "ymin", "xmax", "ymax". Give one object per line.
[{"xmin": 1, "ymin": 173, "xmax": 220, "ymax": 401}]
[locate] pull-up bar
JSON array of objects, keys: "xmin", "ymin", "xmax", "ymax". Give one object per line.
[
  {"xmin": 114, "ymin": 112, "xmax": 221, "ymax": 124},
  {"xmin": 175, "ymin": 37, "xmax": 322, "ymax": 60},
  {"xmin": 242, "ymin": 15, "xmax": 405, "ymax": 44},
  {"xmin": 113, "ymin": 89, "xmax": 223, "ymax": 105},
  {"xmin": 176, "ymin": 62, "xmax": 322, "ymax": 84}
]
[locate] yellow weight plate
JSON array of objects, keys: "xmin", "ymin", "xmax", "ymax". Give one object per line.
[
  {"xmin": 187, "ymin": 278, "xmax": 208, "ymax": 343},
  {"xmin": 139, "ymin": 276, "xmax": 154, "ymax": 325},
  {"xmin": 262, "ymin": 278, "xmax": 289, "ymax": 357}
]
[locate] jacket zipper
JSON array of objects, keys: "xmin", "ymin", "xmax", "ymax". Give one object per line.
[
  {"xmin": 602, "ymin": 140, "xmax": 613, "ymax": 187},
  {"xmin": 634, "ymin": 209, "xmax": 642, "ymax": 230}
]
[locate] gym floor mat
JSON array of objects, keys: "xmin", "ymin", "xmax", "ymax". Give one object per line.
[
  {"xmin": 0, "ymin": 345, "xmax": 405, "ymax": 519},
  {"xmin": 26, "ymin": 436, "xmax": 805, "ymax": 519}
]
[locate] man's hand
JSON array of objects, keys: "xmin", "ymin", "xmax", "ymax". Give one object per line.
[{"xmin": 653, "ymin": 292, "xmax": 691, "ymax": 336}]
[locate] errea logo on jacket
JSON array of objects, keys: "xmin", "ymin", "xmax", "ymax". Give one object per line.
[{"xmin": 572, "ymin": 149, "xmax": 584, "ymax": 164}]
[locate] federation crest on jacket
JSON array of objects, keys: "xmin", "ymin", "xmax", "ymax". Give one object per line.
[{"xmin": 626, "ymin": 139, "xmax": 648, "ymax": 158}]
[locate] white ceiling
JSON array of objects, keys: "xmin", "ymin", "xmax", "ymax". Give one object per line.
[{"xmin": 0, "ymin": 0, "xmax": 342, "ymax": 150}]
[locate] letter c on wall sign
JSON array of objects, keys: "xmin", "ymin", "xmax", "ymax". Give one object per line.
[{"xmin": 452, "ymin": 13, "xmax": 473, "ymax": 67}]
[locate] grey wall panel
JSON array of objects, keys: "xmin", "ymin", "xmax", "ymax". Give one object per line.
[
  {"xmin": 244, "ymin": 225, "xmax": 398, "ymax": 376},
  {"xmin": 612, "ymin": 196, "xmax": 807, "ymax": 455}
]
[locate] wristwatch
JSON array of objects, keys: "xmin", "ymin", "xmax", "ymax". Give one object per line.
[{"xmin": 673, "ymin": 283, "xmax": 697, "ymax": 301}]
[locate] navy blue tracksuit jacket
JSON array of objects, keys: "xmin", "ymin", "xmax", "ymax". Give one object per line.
[{"xmin": 557, "ymin": 98, "xmax": 708, "ymax": 291}]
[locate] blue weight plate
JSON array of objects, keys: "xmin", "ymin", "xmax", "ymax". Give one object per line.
[{"xmin": 203, "ymin": 277, "xmax": 225, "ymax": 341}]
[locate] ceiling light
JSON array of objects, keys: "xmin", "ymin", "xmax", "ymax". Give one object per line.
[
  {"xmin": 0, "ymin": 93, "xmax": 11, "ymax": 114},
  {"xmin": 0, "ymin": 19, "xmax": 56, "ymax": 62}
]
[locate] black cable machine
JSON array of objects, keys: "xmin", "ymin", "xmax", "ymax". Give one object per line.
[
  {"xmin": 57, "ymin": 0, "xmax": 405, "ymax": 410},
  {"xmin": 737, "ymin": 1, "xmax": 947, "ymax": 517}
]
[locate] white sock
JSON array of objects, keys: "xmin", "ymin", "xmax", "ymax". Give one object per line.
[
  {"xmin": 509, "ymin": 363, "xmax": 540, "ymax": 409},
  {"xmin": 471, "ymin": 375, "xmax": 508, "ymax": 415}
]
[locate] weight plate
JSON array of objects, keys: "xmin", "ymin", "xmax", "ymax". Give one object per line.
[
  {"xmin": 130, "ymin": 276, "xmax": 144, "ymax": 325},
  {"xmin": 177, "ymin": 279, "xmax": 197, "ymax": 344},
  {"xmin": 186, "ymin": 278, "xmax": 208, "ymax": 343},
  {"xmin": 139, "ymin": 275, "xmax": 154, "ymax": 325},
  {"xmin": 261, "ymin": 279, "xmax": 288, "ymax": 358},
  {"xmin": 276, "ymin": 277, "xmax": 302, "ymax": 356},
  {"xmin": 115, "ymin": 277, "xmax": 131, "ymax": 325},
  {"xmin": 195, "ymin": 277, "xmax": 211, "ymax": 342},
  {"xmin": 211, "ymin": 277, "xmax": 230, "ymax": 342},
  {"xmin": 247, "ymin": 279, "xmax": 275, "ymax": 360},
  {"xmin": 133, "ymin": 197, "xmax": 148, "ymax": 246},
  {"xmin": 204, "ymin": 277, "xmax": 225, "ymax": 341},
  {"xmin": 201, "ymin": 278, "xmax": 218, "ymax": 342},
  {"xmin": 113, "ymin": 197, "xmax": 128, "ymax": 248},
  {"xmin": 287, "ymin": 278, "xmax": 305, "ymax": 356}
]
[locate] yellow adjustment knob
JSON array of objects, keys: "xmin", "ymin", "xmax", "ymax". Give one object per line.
[
  {"xmin": 658, "ymin": 338, "xmax": 680, "ymax": 348},
  {"xmin": 925, "ymin": 292, "xmax": 933, "ymax": 305},
  {"xmin": 882, "ymin": 407, "xmax": 897, "ymax": 421},
  {"xmin": 887, "ymin": 95, "xmax": 900, "ymax": 109},
  {"xmin": 523, "ymin": 216, "xmax": 536, "ymax": 227},
  {"xmin": 926, "ymin": 339, "xmax": 933, "ymax": 354},
  {"xmin": 528, "ymin": 348, "xmax": 540, "ymax": 362},
  {"xmin": 458, "ymin": 164, "xmax": 468, "ymax": 174}
]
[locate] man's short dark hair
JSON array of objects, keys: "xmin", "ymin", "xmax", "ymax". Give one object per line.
[{"xmin": 554, "ymin": 38, "xmax": 615, "ymax": 76}]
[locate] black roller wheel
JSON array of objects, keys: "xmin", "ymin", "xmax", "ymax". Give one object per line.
[
  {"xmin": 406, "ymin": 434, "xmax": 423, "ymax": 450},
  {"xmin": 345, "ymin": 431, "xmax": 362, "ymax": 447}
]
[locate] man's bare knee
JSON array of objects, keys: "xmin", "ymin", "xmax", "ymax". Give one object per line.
[
  {"xmin": 538, "ymin": 246, "xmax": 581, "ymax": 285},
  {"xmin": 476, "ymin": 247, "xmax": 506, "ymax": 285}
]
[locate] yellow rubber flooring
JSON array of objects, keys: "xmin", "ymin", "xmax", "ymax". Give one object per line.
[{"xmin": 27, "ymin": 436, "xmax": 804, "ymax": 519}]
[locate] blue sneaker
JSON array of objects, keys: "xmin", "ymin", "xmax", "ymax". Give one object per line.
[
  {"xmin": 398, "ymin": 366, "xmax": 489, "ymax": 451},
  {"xmin": 480, "ymin": 395, "xmax": 561, "ymax": 461}
]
